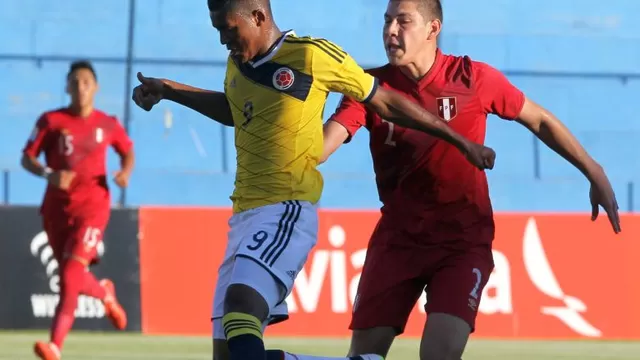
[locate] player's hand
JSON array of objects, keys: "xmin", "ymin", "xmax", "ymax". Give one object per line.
[
  {"xmin": 113, "ymin": 170, "xmax": 131, "ymax": 188},
  {"xmin": 463, "ymin": 142, "xmax": 496, "ymax": 170},
  {"xmin": 132, "ymin": 72, "xmax": 164, "ymax": 111},
  {"xmin": 589, "ymin": 168, "xmax": 621, "ymax": 234},
  {"xmin": 48, "ymin": 170, "xmax": 76, "ymax": 190}
]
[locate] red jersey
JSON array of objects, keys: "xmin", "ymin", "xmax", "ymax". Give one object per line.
[
  {"xmin": 23, "ymin": 107, "xmax": 133, "ymax": 215},
  {"xmin": 331, "ymin": 49, "xmax": 525, "ymax": 245}
]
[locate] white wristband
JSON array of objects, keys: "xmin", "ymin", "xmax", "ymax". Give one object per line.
[{"xmin": 42, "ymin": 167, "xmax": 53, "ymax": 180}]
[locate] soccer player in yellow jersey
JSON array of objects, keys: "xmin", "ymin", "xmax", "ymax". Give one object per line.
[{"xmin": 131, "ymin": 0, "xmax": 496, "ymax": 359}]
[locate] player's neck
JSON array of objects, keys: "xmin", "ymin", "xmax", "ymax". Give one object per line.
[
  {"xmin": 399, "ymin": 46, "xmax": 438, "ymax": 81},
  {"xmin": 69, "ymin": 104, "xmax": 94, "ymax": 118},
  {"xmin": 256, "ymin": 25, "xmax": 282, "ymax": 58}
]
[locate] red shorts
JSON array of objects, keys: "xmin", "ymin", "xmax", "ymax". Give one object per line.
[
  {"xmin": 350, "ymin": 222, "xmax": 494, "ymax": 334},
  {"xmin": 42, "ymin": 211, "xmax": 109, "ymax": 265}
]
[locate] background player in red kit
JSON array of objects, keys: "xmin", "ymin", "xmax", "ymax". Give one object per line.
[
  {"xmin": 270, "ymin": 1, "xmax": 621, "ymax": 360},
  {"xmin": 21, "ymin": 61, "xmax": 133, "ymax": 360}
]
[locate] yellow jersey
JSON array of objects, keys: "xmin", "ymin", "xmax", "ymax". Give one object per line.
[{"xmin": 224, "ymin": 31, "xmax": 378, "ymax": 213}]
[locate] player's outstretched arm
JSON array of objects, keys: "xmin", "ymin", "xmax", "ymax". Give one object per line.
[
  {"xmin": 516, "ymin": 98, "xmax": 621, "ymax": 233},
  {"xmin": 367, "ymin": 87, "xmax": 495, "ymax": 170},
  {"xmin": 310, "ymin": 40, "xmax": 491, "ymax": 169},
  {"xmin": 132, "ymin": 72, "xmax": 234, "ymax": 127}
]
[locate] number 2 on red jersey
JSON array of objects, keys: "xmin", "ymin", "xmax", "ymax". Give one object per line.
[{"xmin": 382, "ymin": 120, "xmax": 396, "ymax": 146}]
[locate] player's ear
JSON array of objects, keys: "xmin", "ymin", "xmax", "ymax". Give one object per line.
[
  {"xmin": 64, "ymin": 80, "xmax": 71, "ymax": 95},
  {"xmin": 427, "ymin": 19, "xmax": 442, "ymax": 40},
  {"xmin": 252, "ymin": 9, "xmax": 266, "ymax": 27}
]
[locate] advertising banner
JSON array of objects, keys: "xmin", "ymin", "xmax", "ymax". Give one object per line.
[
  {"xmin": 138, "ymin": 208, "xmax": 640, "ymax": 339},
  {"xmin": 0, "ymin": 207, "xmax": 142, "ymax": 331}
]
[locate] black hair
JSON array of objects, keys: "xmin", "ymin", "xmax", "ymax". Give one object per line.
[
  {"xmin": 391, "ymin": 0, "xmax": 443, "ymax": 22},
  {"xmin": 419, "ymin": 0, "xmax": 443, "ymax": 22},
  {"xmin": 207, "ymin": 0, "xmax": 271, "ymax": 14},
  {"xmin": 208, "ymin": 0, "xmax": 229, "ymax": 12},
  {"xmin": 67, "ymin": 60, "xmax": 97, "ymax": 81}
]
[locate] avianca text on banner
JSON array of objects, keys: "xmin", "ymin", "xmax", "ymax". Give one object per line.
[{"xmin": 138, "ymin": 209, "xmax": 640, "ymax": 339}]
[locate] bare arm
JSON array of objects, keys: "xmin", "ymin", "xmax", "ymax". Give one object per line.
[
  {"xmin": 366, "ymin": 87, "xmax": 472, "ymax": 155},
  {"xmin": 321, "ymin": 120, "xmax": 350, "ymax": 164},
  {"xmin": 309, "ymin": 48, "xmax": 491, "ymax": 167},
  {"xmin": 517, "ymin": 97, "xmax": 620, "ymax": 232},
  {"xmin": 119, "ymin": 148, "xmax": 135, "ymax": 175},
  {"xmin": 161, "ymin": 80, "xmax": 234, "ymax": 127},
  {"xmin": 21, "ymin": 154, "xmax": 49, "ymax": 179},
  {"xmin": 112, "ymin": 148, "xmax": 135, "ymax": 188},
  {"xmin": 516, "ymin": 97, "xmax": 602, "ymax": 180}
]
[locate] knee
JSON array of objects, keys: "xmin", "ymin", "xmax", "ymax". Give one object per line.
[{"xmin": 223, "ymin": 283, "xmax": 269, "ymax": 321}]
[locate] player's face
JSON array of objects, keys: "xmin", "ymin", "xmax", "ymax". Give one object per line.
[
  {"xmin": 383, "ymin": 1, "xmax": 433, "ymax": 66},
  {"xmin": 66, "ymin": 68, "xmax": 97, "ymax": 108},
  {"xmin": 211, "ymin": 9, "xmax": 261, "ymax": 63}
]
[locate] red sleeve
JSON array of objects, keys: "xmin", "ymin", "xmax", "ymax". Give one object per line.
[
  {"xmin": 475, "ymin": 63, "xmax": 525, "ymax": 120},
  {"xmin": 109, "ymin": 117, "xmax": 133, "ymax": 156},
  {"xmin": 329, "ymin": 95, "xmax": 368, "ymax": 143},
  {"xmin": 22, "ymin": 115, "xmax": 51, "ymax": 158}
]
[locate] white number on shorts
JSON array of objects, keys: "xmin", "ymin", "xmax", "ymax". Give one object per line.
[
  {"xmin": 382, "ymin": 120, "xmax": 396, "ymax": 146},
  {"xmin": 246, "ymin": 230, "xmax": 268, "ymax": 251},
  {"xmin": 82, "ymin": 227, "xmax": 101, "ymax": 249},
  {"xmin": 59, "ymin": 134, "xmax": 74, "ymax": 156},
  {"xmin": 469, "ymin": 268, "xmax": 482, "ymax": 300}
]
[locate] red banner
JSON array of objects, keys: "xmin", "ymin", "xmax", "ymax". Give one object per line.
[{"xmin": 138, "ymin": 208, "xmax": 640, "ymax": 339}]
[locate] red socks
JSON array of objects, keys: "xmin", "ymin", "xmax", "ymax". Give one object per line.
[
  {"xmin": 51, "ymin": 259, "xmax": 83, "ymax": 348},
  {"xmin": 81, "ymin": 269, "xmax": 106, "ymax": 299},
  {"xmin": 50, "ymin": 259, "xmax": 105, "ymax": 349}
]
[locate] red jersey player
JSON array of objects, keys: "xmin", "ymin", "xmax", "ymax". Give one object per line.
[
  {"xmin": 270, "ymin": 1, "xmax": 620, "ymax": 360},
  {"xmin": 21, "ymin": 61, "xmax": 133, "ymax": 360}
]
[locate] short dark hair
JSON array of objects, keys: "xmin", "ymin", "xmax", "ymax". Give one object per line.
[
  {"xmin": 67, "ymin": 60, "xmax": 97, "ymax": 81},
  {"xmin": 418, "ymin": 0, "xmax": 443, "ymax": 22},
  {"xmin": 391, "ymin": 0, "xmax": 443, "ymax": 22},
  {"xmin": 208, "ymin": 0, "xmax": 229, "ymax": 12},
  {"xmin": 207, "ymin": 0, "xmax": 271, "ymax": 14}
]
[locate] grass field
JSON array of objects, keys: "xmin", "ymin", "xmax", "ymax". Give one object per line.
[{"xmin": 3, "ymin": 331, "xmax": 640, "ymax": 359}]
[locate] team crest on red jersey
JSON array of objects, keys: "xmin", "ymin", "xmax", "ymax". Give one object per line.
[
  {"xmin": 95, "ymin": 128, "xmax": 104, "ymax": 143},
  {"xmin": 436, "ymin": 97, "xmax": 457, "ymax": 121}
]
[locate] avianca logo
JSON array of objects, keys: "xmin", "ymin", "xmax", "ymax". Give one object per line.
[
  {"xmin": 522, "ymin": 217, "xmax": 602, "ymax": 337},
  {"xmin": 286, "ymin": 217, "xmax": 601, "ymax": 338}
]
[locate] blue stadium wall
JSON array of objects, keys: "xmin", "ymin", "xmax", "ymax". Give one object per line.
[{"xmin": 1, "ymin": 0, "xmax": 638, "ymax": 211}]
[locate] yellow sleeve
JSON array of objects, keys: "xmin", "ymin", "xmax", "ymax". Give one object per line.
[{"xmin": 311, "ymin": 39, "xmax": 378, "ymax": 103}]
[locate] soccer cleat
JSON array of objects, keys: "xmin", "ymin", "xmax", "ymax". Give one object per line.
[
  {"xmin": 99, "ymin": 279, "xmax": 128, "ymax": 330},
  {"xmin": 34, "ymin": 341, "xmax": 61, "ymax": 360}
]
